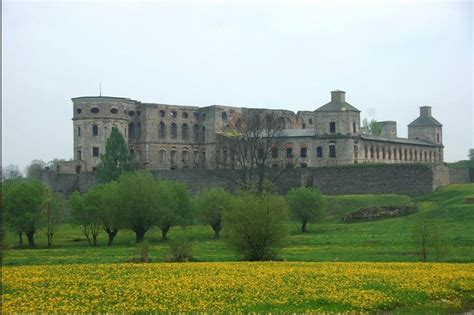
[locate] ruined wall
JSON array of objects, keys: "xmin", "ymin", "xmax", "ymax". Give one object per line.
[
  {"xmin": 448, "ymin": 167, "xmax": 472, "ymax": 184},
  {"xmin": 41, "ymin": 163, "xmax": 462, "ymax": 198}
]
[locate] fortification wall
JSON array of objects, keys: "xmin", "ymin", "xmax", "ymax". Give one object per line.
[
  {"xmin": 447, "ymin": 167, "xmax": 472, "ymax": 184},
  {"xmin": 41, "ymin": 163, "xmax": 467, "ymax": 197}
]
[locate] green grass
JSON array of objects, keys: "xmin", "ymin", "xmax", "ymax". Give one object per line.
[{"xmin": 3, "ymin": 184, "xmax": 474, "ymax": 266}]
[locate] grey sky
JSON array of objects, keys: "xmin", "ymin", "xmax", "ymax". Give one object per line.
[{"xmin": 2, "ymin": 0, "xmax": 473, "ymax": 170}]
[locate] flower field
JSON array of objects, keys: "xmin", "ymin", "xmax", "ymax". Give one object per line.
[{"xmin": 2, "ymin": 262, "xmax": 473, "ymax": 313}]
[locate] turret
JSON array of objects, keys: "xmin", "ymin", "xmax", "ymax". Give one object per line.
[{"xmin": 408, "ymin": 106, "xmax": 442, "ymax": 144}]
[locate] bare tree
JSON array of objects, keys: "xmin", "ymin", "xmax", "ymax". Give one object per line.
[
  {"xmin": 2, "ymin": 164, "xmax": 23, "ymax": 181},
  {"xmin": 215, "ymin": 110, "xmax": 290, "ymax": 194}
]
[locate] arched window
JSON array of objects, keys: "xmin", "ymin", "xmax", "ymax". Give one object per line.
[
  {"xmin": 182, "ymin": 124, "xmax": 189, "ymax": 140},
  {"xmin": 364, "ymin": 146, "xmax": 368, "ymax": 158},
  {"xmin": 77, "ymin": 126, "xmax": 81, "ymax": 137},
  {"xmin": 182, "ymin": 150, "xmax": 189, "ymax": 165},
  {"xmin": 159, "ymin": 110, "xmax": 165, "ymax": 117},
  {"xmin": 93, "ymin": 125, "xmax": 99, "ymax": 136},
  {"xmin": 171, "ymin": 111, "xmax": 177, "ymax": 118},
  {"xmin": 329, "ymin": 143, "xmax": 336, "ymax": 158},
  {"xmin": 171, "ymin": 123, "xmax": 178, "ymax": 139},
  {"xmin": 354, "ymin": 145, "xmax": 358, "ymax": 158},
  {"xmin": 159, "ymin": 122, "xmax": 166, "ymax": 139},
  {"xmin": 128, "ymin": 123, "xmax": 134, "ymax": 140},
  {"xmin": 193, "ymin": 124, "xmax": 199, "ymax": 142},
  {"xmin": 329, "ymin": 122, "xmax": 336, "ymax": 133},
  {"xmin": 370, "ymin": 146, "xmax": 374, "ymax": 159},
  {"xmin": 316, "ymin": 146, "xmax": 323, "ymax": 158},
  {"xmin": 159, "ymin": 150, "xmax": 166, "ymax": 163},
  {"xmin": 182, "ymin": 112, "xmax": 188, "ymax": 119},
  {"xmin": 414, "ymin": 150, "xmax": 418, "ymax": 161},
  {"xmin": 170, "ymin": 150, "xmax": 177, "ymax": 165}
]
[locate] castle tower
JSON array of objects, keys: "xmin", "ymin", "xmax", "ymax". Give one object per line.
[
  {"xmin": 314, "ymin": 90, "xmax": 361, "ymax": 136},
  {"xmin": 408, "ymin": 106, "xmax": 443, "ymax": 145},
  {"xmin": 72, "ymin": 96, "xmax": 137, "ymax": 172}
]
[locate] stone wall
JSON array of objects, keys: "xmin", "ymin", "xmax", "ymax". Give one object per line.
[
  {"xmin": 41, "ymin": 163, "xmax": 468, "ymax": 198},
  {"xmin": 448, "ymin": 167, "xmax": 472, "ymax": 184}
]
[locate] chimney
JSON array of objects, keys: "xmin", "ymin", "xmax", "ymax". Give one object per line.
[
  {"xmin": 420, "ymin": 106, "xmax": 431, "ymax": 117},
  {"xmin": 331, "ymin": 90, "xmax": 346, "ymax": 102}
]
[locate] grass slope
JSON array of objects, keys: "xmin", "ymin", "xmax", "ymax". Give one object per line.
[{"xmin": 2, "ymin": 184, "xmax": 473, "ymax": 266}]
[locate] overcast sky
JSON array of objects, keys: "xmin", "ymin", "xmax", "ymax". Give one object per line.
[{"xmin": 2, "ymin": 0, "xmax": 473, "ymax": 170}]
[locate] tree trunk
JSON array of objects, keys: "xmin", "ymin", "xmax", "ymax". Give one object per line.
[
  {"xmin": 92, "ymin": 234, "xmax": 98, "ymax": 246},
  {"xmin": 212, "ymin": 223, "xmax": 221, "ymax": 239},
  {"xmin": 17, "ymin": 232, "xmax": 23, "ymax": 246},
  {"xmin": 301, "ymin": 221, "xmax": 308, "ymax": 233},
  {"xmin": 47, "ymin": 233, "xmax": 53, "ymax": 247},
  {"xmin": 161, "ymin": 226, "xmax": 170, "ymax": 240},
  {"xmin": 135, "ymin": 228, "xmax": 146, "ymax": 244},
  {"xmin": 106, "ymin": 228, "xmax": 118, "ymax": 246},
  {"xmin": 26, "ymin": 231, "xmax": 36, "ymax": 247}
]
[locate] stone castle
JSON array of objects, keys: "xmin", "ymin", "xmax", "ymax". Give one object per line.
[{"xmin": 57, "ymin": 90, "xmax": 444, "ymax": 174}]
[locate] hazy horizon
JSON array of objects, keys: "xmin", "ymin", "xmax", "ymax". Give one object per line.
[{"xmin": 2, "ymin": 0, "xmax": 473, "ymax": 170}]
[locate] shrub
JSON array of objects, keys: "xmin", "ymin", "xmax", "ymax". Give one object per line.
[
  {"xmin": 165, "ymin": 238, "xmax": 196, "ymax": 262},
  {"xmin": 131, "ymin": 241, "xmax": 151, "ymax": 263},
  {"xmin": 287, "ymin": 187, "xmax": 325, "ymax": 232},
  {"xmin": 223, "ymin": 193, "xmax": 288, "ymax": 261}
]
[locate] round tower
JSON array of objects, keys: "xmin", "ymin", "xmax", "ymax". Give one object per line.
[{"xmin": 72, "ymin": 96, "xmax": 137, "ymax": 172}]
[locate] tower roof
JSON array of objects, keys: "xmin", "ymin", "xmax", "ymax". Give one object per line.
[
  {"xmin": 315, "ymin": 90, "xmax": 360, "ymax": 112},
  {"xmin": 408, "ymin": 106, "xmax": 442, "ymax": 127}
]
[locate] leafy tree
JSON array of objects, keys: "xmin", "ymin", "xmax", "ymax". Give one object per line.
[
  {"xmin": 287, "ymin": 187, "xmax": 325, "ymax": 233},
  {"xmin": 96, "ymin": 127, "xmax": 134, "ymax": 183},
  {"xmin": 69, "ymin": 189, "xmax": 102, "ymax": 246},
  {"xmin": 194, "ymin": 187, "xmax": 234, "ymax": 239},
  {"xmin": 469, "ymin": 148, "xmax": 474, "ymax": 161},
  {"xmin": 100, "ymin": 181, "xmax": 120, "ymax": 246},
  {"xmin": 2, "ymin": 180, "xmax": 46, "ymax": 247},
  {"xmin": 2, "ymin": 164, "xmax": 23, "ymax": 181},
  {"xmin": 114, "ymin": 172, "xmax": 163, "ymax": 243},
  {"xmin": 42, "ymin": 188, "xmax": 65, "ymax": 246},
  {"xmin": 223, "ymin": 193, "xmax": 288, "ymax": 261},
  {"xmin": 361, "ymin": 118, "xmax": 382, "ymax": 136},
  {"xmin": 156, "ymin": 181, "xmax": 192, "ymax": 240},
  {"xmin": 25, "ymin": 160, "xmax": 46, "ymax": 180}
]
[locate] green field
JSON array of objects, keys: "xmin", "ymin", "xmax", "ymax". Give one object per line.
[{"xmin": 3, "ymin": 184, "xmax": 474, "ymax": 265}]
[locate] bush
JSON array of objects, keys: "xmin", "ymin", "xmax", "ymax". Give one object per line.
[
  {"xmin": 165, "ymin": 238, "xmax": 196, "ymax": 262},
  {"xmin": 223, "ymin": 193, "xmax": 288, "ymax": 261},
  {"xmin": 131, "ymin": 241, "xmax": 151, "ymax": 263},
  {"xmin": 287, "ymin": 187, "xmax": 325, "ymax": 232}
]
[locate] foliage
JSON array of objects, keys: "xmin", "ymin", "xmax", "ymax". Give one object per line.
[
  {"xmin": 287, "ymin": 187, "xmax": 325, "ymax": 232},
  {"xmin": 131, "ymin": 241, "xmax": 151, "ymax": 263},
  {"xmin": 114, "ymin": 172, "xmax": 164, "ymax": 243},
  {"xmin": 98, "ymin": 181, "xmax": 120, "ymax": 246},
  {"xmin": 165, "ymin": 238, "xmax": 195, "ymax": 262},
  {"xmin": 96, "ymin": 127, "xmax": 134, "ymax": 183},
  {"xmin": 194, "ymin": 187, "xmax": 234, "ymax": 239},
  {"xmin": 469, "ymin": 148, "xmax": 474, "ymax": 161},
  {"xmin": 361, "ymin": 118, "xmax": 382, "ymax": 136},
  {"xmin": 223, "ymin": 193, "xmax": 288, "ymax": 261},
  {"xmin": 68, "ymin": 189, "xmax": 102, "ymax": 247},
  {"xmin": 42, "ymin": 188, "xmax": 65, "ymax": 246},
  {"xmin": 2, "ymin": 180, "xmax": 46, "ymax": 247},
  {"xmin": 25, "ymin": 160, "xmax": 46, "ymax": 180},
  {"xmin": 3, "ymin": 262, "xmax": 473, "ymax": 313}
]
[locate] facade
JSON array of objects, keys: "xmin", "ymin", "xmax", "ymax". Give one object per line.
[{"xmin": 57, "ymin": 90, "xmax": 444, "ymax": 174}]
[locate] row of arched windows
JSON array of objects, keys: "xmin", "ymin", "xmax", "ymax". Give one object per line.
[
  {"xmin": 158, "ymin": 122, "xmax": 205, "ymax": 142},
  {"xmin": 362, "ymin": 145, "xmax": 441, "ymax": 162},
  {"xmin": 159, "ymin": 149, "xmax": 206, "ymax": 167}
]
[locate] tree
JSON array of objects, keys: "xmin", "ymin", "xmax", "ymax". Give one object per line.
[
  {"xmin": 412, "ymin": 212, "xmax": 444, "ymax": 262},
  {"xmin": 42, "ymin": 188, "xmax": 65, "ymax": 246},
  {"xmin": 69, "ymin": 189, "xmax": 102, "ymax": 246},
  {"xmin": 194, "ymin": 187, "xmax": 234, "ymax": 239},
  {"xmin": 25, "ymin": 160, "xmax": 46, "ymax": 180},
  {"xmin": 287, "ymin": 187, "xmax": 325, "ymax": 233},
  {"xmin": 99, "ymin": 181, "xmax": 120, "ymax": 246},
  {"xmin": 2, "ymin": 164, "xmax": 23, "ymax": 181},
  {"xmin": 156, "ymin": 181, "xmax": 192, "ymax": 240},
  {"xmin": 361, "ymin": 118, "xmax": 382, "ymax": 136},
  {"xmin": 223, "ymin": 193, "xmax": 288, "ymax": 261},
  {"xmin": 216, "ymin": 110, "xmax": 286, "ymax": 194},
  {"xmin": 114, "ymin": 172, "xmax": 163, "ymax": 243},
  {"xmin": 469, "ymin": 148, "xmax": 474, "ymax": 161},
  {"xmin": 96, "ymin": 127, "xmax": 134, "ymax": 183},
  {"xmin": 2, "ymin": 180, "xmax": 46, "ymax": 247}
]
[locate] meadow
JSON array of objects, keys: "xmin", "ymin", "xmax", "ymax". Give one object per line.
[{"xmin": 2, "ymin": 184, "xmax": 474, "ymax": 313}]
